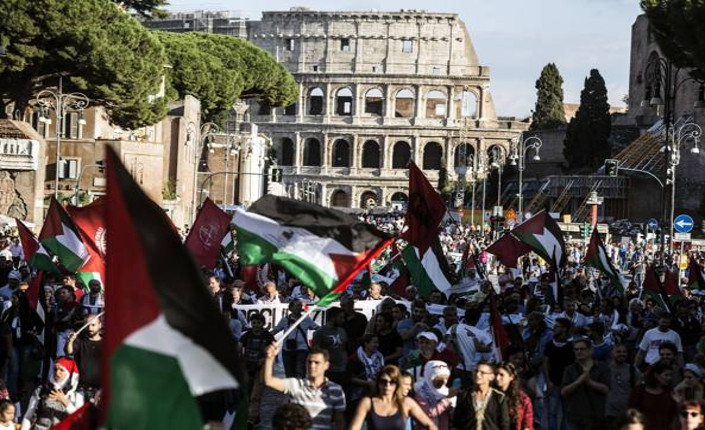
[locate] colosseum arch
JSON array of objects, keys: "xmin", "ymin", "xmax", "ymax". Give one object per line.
[
  {"xmin": 423, "ymin": 141, "xmax": 443, "ymax": 170},
  {"xmin": 303, "ymin": 138, "xmax": 322, "ymax": 166},
  {"xmin": 360, "ymin": 190, "xmax": 378, "ymax": 209},
  {"xmin": 330, "ymin": 190, "xmax": 349, "ymax": 207},
  {"xmin": 395, "ymin": 89, "xmax": 415, "ymax": 118},
  {"xmin": 390, "ymin": 192, "xmax": 408, "ymax": 203},
  {"xmin": 335, "ymin": 87, "xmax": 353, "ymax": 116},
  {"xmin": 392, "ymin": 141, "xmax": 411, "ymax": 169},
  {"xmin": 279, "ymin": 137, "xmax": 295, "ymax": 166},
  {"xmin": 455, "ymin": 89, "xmax": 478, "ymax": 118},
  {"xmin": 454, "ymin": 142, "xmax": 475, "ymax": 170},
  {"xmin": 425, "ymin": 90, "xmax": 447, "ymax": 118},
  {"xmin": 332, "ymin": 139, "xmax": 351, "ymax": 167},
  {"xmin": 364, "ymin": 88, "xmax": 384, "ymax": 116},
  {"xmin": 308, "ymin": 87, "xmax": 324, "ymax": 115},
  {"xmin": 361, "ymin": 140, "xmax": 381, "ymax": 168}
]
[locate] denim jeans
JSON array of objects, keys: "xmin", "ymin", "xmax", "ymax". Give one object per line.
[{"xmin": 547, "ymin": 385, "xmax": 566, "ymax": 430}]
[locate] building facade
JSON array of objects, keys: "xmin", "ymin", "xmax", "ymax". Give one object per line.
[
  {"xmin": 248, "ymin": 8, "xmax": 527, "ymax": 209},
  {"xmin": 142, "ymin": 10, "xmax": 248, "ymax": 38}
]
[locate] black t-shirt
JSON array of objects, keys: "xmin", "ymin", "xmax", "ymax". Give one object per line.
[
  {"xmin": 343, "ymin": 312, "xmax": 368, "ymax": 353},
  {"xmin": 545, "ymin": 339, "xmax": 575, "ymax": 386},
  {"xmin": 240, "ymin": 330, "xmax": 275, "ymax": 371},
  {"xmin": 377, "ymin": 330, "xmax": 403, "ymax": 365},
  {"xmin": 73, "ymin": 337, "xmax": 102, "ymax": 388}
]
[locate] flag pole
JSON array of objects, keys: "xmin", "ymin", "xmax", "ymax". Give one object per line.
[
  {"xmin": 275, "ymin": 237, "xmax": 395, "ymax": 350},
  {"xmin": 73, "ymin": 311, "xmax": 105, "ymax": 337}
]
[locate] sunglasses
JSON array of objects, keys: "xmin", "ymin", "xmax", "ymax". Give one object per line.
[
  {"xmin": 379, "ymin": 379, "xmax": 397, "ymax": 386},
  {"xmin": 682, "ymin": 411, "xmax": 701, "ymax": 418}
]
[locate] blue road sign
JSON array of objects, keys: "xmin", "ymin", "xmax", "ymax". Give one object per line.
[
  {"xmin": 647, "ymin": 218, "xmax": 659, "ymax": 230},
  {"xmin": 674, "ymin": 214, "xmax": 695, "ymax": 233}
]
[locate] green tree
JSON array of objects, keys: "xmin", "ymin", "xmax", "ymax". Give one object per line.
[
  {"xmin": 116, "ymin": 0, "xmax": 169, "ymax": 19},
  {"xmin": 641, "ymin": 0, "xmax": 705, "ymax": 79},
  {"xmin": 564, "ymin": 69, "xmax": 612, "ymax": 172},
  {"xmin": 531, "ymin": 63, "xmax": 567, "ymax": 130},
  {"xmin": 0, "ymin": 0, "xmax": 168, "ymax": 129},
  {"xmin": 437, "ymin": 159, "xmax": 453, "ymax": 204},
  {"xmin": 157, "ymin": 32, "xmax": 298, "ymax": 123}
]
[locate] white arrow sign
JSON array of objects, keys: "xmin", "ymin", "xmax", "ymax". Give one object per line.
[{"xmin": 676, "ymin": 219, "xmax": 693, "ymax": 229}]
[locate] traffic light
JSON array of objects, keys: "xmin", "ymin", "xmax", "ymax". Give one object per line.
[
  {"xmin": 604, "ymin": 159, "xmax": 619, "ymax": 177},
  {"xmin": 582, "ymin": 222, "xmax": 592, "ymax": 239},
  {"xmin": 270, "ymin": 167, "xmax": 283, "ymax": 183}
]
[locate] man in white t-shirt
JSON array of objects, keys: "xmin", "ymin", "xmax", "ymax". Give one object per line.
[
  {"xmin": 447, "ymin": 306, "xmax": 491, "ymax": 384},
  {"xmin": 634, "ymin": 312, "xmax": 683, "ymax": 369}
]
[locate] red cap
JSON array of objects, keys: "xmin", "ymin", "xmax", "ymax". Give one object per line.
[{"xmin": 56, "ymin": 357, "xmax": 79, "ymax": 374}]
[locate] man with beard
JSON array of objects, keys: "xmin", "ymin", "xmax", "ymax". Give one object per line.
[{"xmin": 65, "ymin": 314, "xmax": 102, "ymax": 401}]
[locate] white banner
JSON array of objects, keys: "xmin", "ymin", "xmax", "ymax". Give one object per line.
[{"xmin": 234, "ymin": 299, "xmax": 464, "ymax": 330}]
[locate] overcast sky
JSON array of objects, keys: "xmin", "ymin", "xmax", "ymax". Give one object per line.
[{"xmin": 164, "ymin": 0, "xmax": 644, "ymax": 118}]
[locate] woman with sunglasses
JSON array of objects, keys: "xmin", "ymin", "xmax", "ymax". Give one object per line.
[
  {"xmin": 677, "ymin": 400, "xmax": 705, "ymax": 430},
  {"xmin": 349, "ymin": 365, "xmax": 438, "ymax": 430}
]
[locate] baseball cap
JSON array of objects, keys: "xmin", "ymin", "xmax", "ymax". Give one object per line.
[{"xmin": 416, "ymin": 331, "xmax": 439, "ymax": 344}]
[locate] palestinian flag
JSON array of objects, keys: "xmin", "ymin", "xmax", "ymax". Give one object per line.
[
  {"xmin": 511, "ymin": 210, "xmax": 566, "ymax": 267},
  {"xmin": 688, "ymin": 257, "xmax": 705, "ymax": 291},
  {"xmin": 486, "ymin": 232, "xmax": 533, "ymax": 268},
  {"xmin": 402, "ymin": 237, "xmax": 454, "ymax": 298},
  {"xmin": 401, "ymin": 162, "xmax": 452, "ymax": 298},
  {"xmin": 39, "ymin": 197, "xmax": 89, "ymax": 273},
  {"xmin": 68, "ymin": 198, "xmax": 107, "ymax": 288},
  {"xmin": 15, "ymin": 218, "xmax": 60, "ymax": 274},
  {"xmin": 584, "ymin": 228, "xmax": 624, "ymax": 291},
  {"xmin": 103, "ymin": 148, "xmax": 243, "ymax": 429},
  {"xmin": 643, "ymin": 265, "xmax": 673, "ymax": 313},
  {"xmin": 232, "ymin": 195, "xmax": 392, "ymax": 305}
]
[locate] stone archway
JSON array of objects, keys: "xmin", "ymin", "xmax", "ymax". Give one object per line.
[
  {"xmin": 392, "ymin": 141, "xmax": 411, "ymax": 169},
  {"xmin": 361, "ymin": 140, "xmax": 381, "ymax": 168},
  {"xmin": 423, "ymin": 141, "xmax": 443, "ymax": 170},
  {"xmin": 330, "ymin": 190, "xmax": 349, "ymax": 207}
]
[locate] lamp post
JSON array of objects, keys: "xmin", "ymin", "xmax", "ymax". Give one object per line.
[
  {"xmin": 35, "ymin": 77, "xmax": 90, "ymax": 198},
  {"xmin": 643, "ymin": 56, "xmax": 704, "ymax": 253},
  {"xmin": 488, "ymin": 146, "xmax": 506, "ymax": 211},
  {"xmin": 191, "ymin": 122, "xmax": 219, "ymax": 222},
  {"xmin": 509, "ymin": 135, "xmax": 542, "ymax": 221},
  {"xmin": 666, "ymin": 122, "xmax": 702, "ymax": 252}
]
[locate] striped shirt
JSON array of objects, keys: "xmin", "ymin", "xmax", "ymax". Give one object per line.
[{"xmin": 284, "ymin": 378, "xmax": 346, "ymax": 429}]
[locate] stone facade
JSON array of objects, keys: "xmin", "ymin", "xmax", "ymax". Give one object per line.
[
  {"xmin": 0, "ymin": 120, "xmax": 47, "ymax": 227},
  {"xmin": 248, "ymin": 8, "xmax": 527, "ymax": 208}
]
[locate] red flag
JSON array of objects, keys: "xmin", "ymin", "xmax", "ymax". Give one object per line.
[
  {"xmin": 663, "ymin": 269, "xmax": 682, "ymax": 296},
  {"xmin": 403, "ymin": 162, "xmax": 446, "ymax": 253},
  {"xmin": 67, "ymin": 197, "xmax": 107, "ymax": 257},
  {"xmin": 185, "ymin": 198, "xmax": 232, "ymax": 269},
  {"xmin": 486, "ymin": 233, "xmax": 532, "ymax": 267},
  {"xmin": 53, "ymin": 401, "xmax": 96, "ymax": 430},
  {"xmin": 390, "ymin": 266, "xmax": 411, "ymax": 297},
  {"xmin": 240, "ymin": 265, "xmax": 260, "ymax": 293}
]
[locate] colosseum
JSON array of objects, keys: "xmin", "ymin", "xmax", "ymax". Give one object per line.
[{"xmin": 249, "ymin": 8, "xmax": 527, "ymax": 209}]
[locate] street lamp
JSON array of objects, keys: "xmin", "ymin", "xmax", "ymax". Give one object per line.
[
  {"xmin": 643, "ymin": 56, "xmax": 704, "ymax": 253},
  {"xmin": 666, "ymin": 121, "xmax": 702, "ymax": 251},
  {"xmin": 191, "ymin": 122, "xmax": 220, "ymax": 222},
  {"xmin": 509, "ymin": 134, "xmax": 542, "ymax": 221},
  {"xmin": 488, "ymin": 146, "xmax": 507, "ymax": 210},
  {"xmin": 35, "ymin": 77, "xmax": 90, "ymax": 198}
]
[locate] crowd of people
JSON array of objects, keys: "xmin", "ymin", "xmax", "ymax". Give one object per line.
[{"xmin": 1, "ymin": 213, "xmax": 705, "ymax": 430}]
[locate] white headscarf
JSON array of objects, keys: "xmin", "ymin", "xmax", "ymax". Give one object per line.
[{"xmin": 414, "ymin": 360, "xmax": 450, "ymax": 403}]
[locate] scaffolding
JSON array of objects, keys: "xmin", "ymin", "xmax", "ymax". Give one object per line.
[
  {"xmin": 550, "ymin": 180, "xmax": 574, "ymax": 213},
  {"xmin": 524, "ymin": 179, "xmax": 551, "ymax": 214},
  {"xmin": 572, "ymin": 180, "xmax": 603, "ymax": 223}
]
